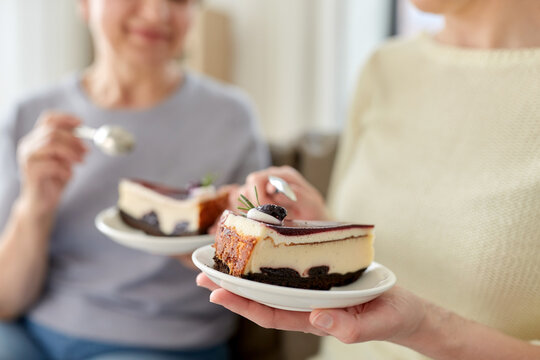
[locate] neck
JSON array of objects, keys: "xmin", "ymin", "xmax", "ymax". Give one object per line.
[
  {"xmin": 83, "ymin": 57, "xmax": 183, "ymax": 109},
  {"xmin": 436, "ymin": 0, "xmax": 540, "ymax": 49}
]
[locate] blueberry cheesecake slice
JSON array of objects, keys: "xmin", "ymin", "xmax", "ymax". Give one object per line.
[
  {"xmin": 213, "ymin": 192, "xmax": 374, "ymax": 290},
  {"xmin": 117, "ymin": 178, "xmax": 228, "ymax": 237}
]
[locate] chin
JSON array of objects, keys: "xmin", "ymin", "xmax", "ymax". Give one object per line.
[
  {"xmin": 409, "ymin": 0, "xmax": 465, "ymax": 14},
  {"xmin": 125, "ymin": 48, "xmax": 176, "ymax": 69}
]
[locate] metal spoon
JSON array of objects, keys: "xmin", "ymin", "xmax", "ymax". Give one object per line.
[
  {"xmin": 268, "ymin": 175, "xmax": 297, "ymax": 201},
  {"xmin": 75, "ymin": 125, "xmax": 135, "ymax": 156}
]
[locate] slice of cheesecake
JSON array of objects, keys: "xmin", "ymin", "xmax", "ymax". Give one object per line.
[
  {"xmin": 214, "ymin": 210, "xmax": 374, "ymax": 290},
  {"xmin": 117, "ymin": 179, "xmax": 228, "ymax": 236}
]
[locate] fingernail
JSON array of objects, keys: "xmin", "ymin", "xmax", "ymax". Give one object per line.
[
  {"xmin": 209, "ymin": 291, "xmax": 217, "ymax": 304},
  {"xmin": 313, "ymin": 313, "xmax": 333, "ymax": 330}
]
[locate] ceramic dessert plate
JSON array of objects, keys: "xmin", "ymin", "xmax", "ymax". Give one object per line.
[
  {"xmin": 95, "ymin": 207, "xmax": 214, "ymax": 255},
  {"xmin": 192, "ymin": 244, "xmax": 397, "ymax": 312}
]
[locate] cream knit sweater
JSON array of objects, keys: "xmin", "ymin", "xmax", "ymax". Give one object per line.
[{"xmin": 320, "ymin": 34, "xmax": 540, "ymax": 359}]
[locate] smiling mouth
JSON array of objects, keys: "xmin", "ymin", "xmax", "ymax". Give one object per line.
[{"xmin": 129, "ymin": 28, "xmax": 170, "ymax": 42}]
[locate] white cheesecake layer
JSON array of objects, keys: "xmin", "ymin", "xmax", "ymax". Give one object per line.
[
  {"xmin": 118, "ymin": 179, "xmax": 212, "ymax": 234},
  {"xmin": 244, "ymin": 235, "xmax": 374, "ymax": 276}
]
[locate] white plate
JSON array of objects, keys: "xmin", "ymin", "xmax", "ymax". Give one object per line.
[
  {"xmin": 192, "ymin": 245, "xmax": 396, "ymax": 312},
  {"xmin": 95, "ymin": 207, "xmax": 214, "ymax": 255}
]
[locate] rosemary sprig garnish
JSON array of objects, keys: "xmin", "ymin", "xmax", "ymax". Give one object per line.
[
  {"xmin": 254, "ymin": 186, "xmax": 261, "ymax": 206},
  {"xmin": 241, "ymin": 194, "xmax": 255, "ymax": 209},
  {"xmin": 237, "ymin": 187, "xmax": 260, "ymax": 212},
  {"xmin": 201, "ymin": 173, "xmax": 217, "ymax": 187},
  {"xmin": 237, "ymin": 195, "xmax": 251, "ymax": 211}
]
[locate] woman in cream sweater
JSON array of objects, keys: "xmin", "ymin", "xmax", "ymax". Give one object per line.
[{"xmin": 197, "ymin": 0, "xmax": 540, "ymax": 359}]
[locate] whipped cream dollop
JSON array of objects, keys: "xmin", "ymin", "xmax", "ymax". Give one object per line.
[{"xmin": 247, "ymin": 208, "xmax": 282, "ymax": 225}]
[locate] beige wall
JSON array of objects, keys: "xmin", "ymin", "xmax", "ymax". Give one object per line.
[
  {"xmin": 202, "ymin": 0, "xmax": 314, "ymax": 142},
  {"xmin": 203, "ymin": 0, "xmax": 392, "ymax": 143}
]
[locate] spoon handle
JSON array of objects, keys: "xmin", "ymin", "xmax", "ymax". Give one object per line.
[{"xmin": 74, "ymin": 125, "xmax": 96, "ymax": 140}]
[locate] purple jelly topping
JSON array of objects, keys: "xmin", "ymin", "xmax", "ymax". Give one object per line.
[
  {"xmin": 264, "ymin": 219, "xmax": 373, "ymax": 236},
  {"xmin": 131, "ymin": 179, "xmax": 190, "ymax": 200}
]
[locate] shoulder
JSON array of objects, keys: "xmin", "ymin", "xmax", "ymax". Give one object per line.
[
  {"xmin": 185, "ymin": 71, "xmax": 256, "ymax": 123},
  {"xmin": 14, "ymin": 75, "xmax": 78, "ymax": 114},
  {"xmin": 370, "ymin": 35, "xmax": 423, "ymax": 61},
  {"xmin": 351, "ymin": 35, "xmax": 426, "ymax": 98},
  {"xmin": 362, "ymin": 35, "xmax": 424, "ymax": 74}
]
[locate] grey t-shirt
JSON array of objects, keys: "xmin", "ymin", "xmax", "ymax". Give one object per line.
[{"xmin": 0, "ymin": 72, "xmax": 270, "ymax": 349}]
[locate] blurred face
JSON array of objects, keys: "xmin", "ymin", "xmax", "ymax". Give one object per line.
[{"xmin": 81, "ymin": 0, "xmax": 197, "ymax": 67}]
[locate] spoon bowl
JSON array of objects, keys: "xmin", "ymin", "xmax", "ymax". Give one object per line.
[
  {"xmin": 75, "ymin": 125, "xmax": 135, "ymax": 156},
  {"xmin": 268, "ymin": 175, "xmax": 297, "ymax": 201}
]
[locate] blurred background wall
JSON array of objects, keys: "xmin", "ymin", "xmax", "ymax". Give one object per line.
[
  {"xmin": 0, "ymin": 0, "xmax": 92, "ymax": 111},
  {"xmin": 0, "ymin": 0, "xmax": 442, "ymax": 143},
  {"xmin": 198, "ymin": 0, "xmax": 394, "ymax": 142}
]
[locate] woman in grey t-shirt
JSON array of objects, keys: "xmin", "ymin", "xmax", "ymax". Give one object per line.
[{"xmin": 0, "ymin": 1, "xmax": 269, "ymax": 359}]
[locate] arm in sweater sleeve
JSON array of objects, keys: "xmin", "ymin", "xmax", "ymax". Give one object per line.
[{"xmin": 0, "ymin": 105, "xmax": 50, "ymax": 319}]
